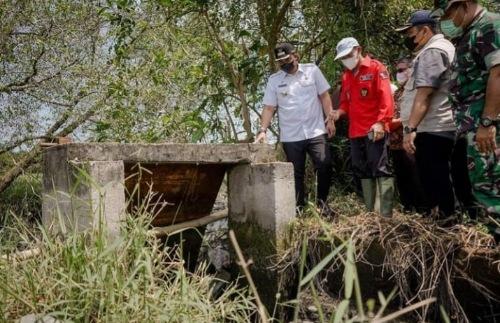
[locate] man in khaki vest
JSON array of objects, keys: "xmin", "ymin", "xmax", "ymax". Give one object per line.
[{"xmin": 397, "ymin": 10, "xmax": 474, "ymax": 220}]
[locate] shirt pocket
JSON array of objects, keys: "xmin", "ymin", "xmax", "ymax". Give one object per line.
[
  {"xmin": 358, "ymin": 81, "xmax": 374, "ymax": 100},
  {"xmin": 299, "ymin": 78, "xmax": 317, "ymax": 96}
]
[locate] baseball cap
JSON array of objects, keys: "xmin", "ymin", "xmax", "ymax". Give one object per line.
[
  {"xmin": 334, "ymin": 37, "xmax": 360, "ymax": 60},
  {"xmin": 396, "ymin": 10, "xmax": 437, "ymax": 32},
  {"xmin": 431, "ymin": 0, "xmax": 467, "ymax": 17},
  {"xmin": 274, "ymin": 43, "xmax": 295, "ymax": 61}
]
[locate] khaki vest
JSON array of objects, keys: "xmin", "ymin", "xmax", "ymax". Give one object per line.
[{"xmin": 400, "ymin": 34, "xmax": 456, "ymax": 133}]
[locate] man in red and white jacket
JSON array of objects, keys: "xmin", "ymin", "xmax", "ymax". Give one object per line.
[{"xmin": 332, "ymin": 37, "xmax": 395, "ymax": 217}]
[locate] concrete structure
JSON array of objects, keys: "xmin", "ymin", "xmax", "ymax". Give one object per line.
[
  {"xmin": 228, "ymin": 162, "xmax": 296, "ymax": 310},
  {"xmin": 42, "ymin": 143, "xmax": 296, "ymax": 311}
]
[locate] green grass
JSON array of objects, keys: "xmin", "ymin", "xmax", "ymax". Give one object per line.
[
  {"xmin": 0, "ymin": 173, "xmax": 42, "ymax": 222},
  {"xmin": 0, "ymin": 213, "xmax": 256, "ymax": 322}
]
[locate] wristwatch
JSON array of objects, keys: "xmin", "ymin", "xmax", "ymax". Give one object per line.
[
  {"xmin": 403, "ymin": 126, "xmax": 417, "ymax": 134},
  {"xmin": 479, "ymin": 117, "xmax": 497, "ymax": 128}
]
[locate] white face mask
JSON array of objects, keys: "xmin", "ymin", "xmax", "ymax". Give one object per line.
[
  {"xmin": 341, "ymin": 50, "xmax": 359, "ymax": 70},
  {"xmin": 396, "ymin": 72, "xmax": 408, "ymax": 85}
]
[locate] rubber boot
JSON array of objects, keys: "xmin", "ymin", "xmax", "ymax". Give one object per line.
[
  {"xmin": 377, "ymin": 177, "xmax": 394, "ymax": 217},
  {"xmin": 361, "ymin": 179, "xmax": 377, "ymax": 212}
]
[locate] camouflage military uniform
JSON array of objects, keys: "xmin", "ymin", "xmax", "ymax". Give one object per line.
[{"xmin": 448, "ymin": 9, "xmax": 500, "ymax": 217}]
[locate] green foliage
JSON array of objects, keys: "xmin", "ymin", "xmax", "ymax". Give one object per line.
[{"xmin": 0, "ymin": 174, "xmax": 41, "ymax": 222}]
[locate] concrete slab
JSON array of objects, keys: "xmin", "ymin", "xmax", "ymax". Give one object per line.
[{"xmin": 43, "ymin": 143, "xmax": 277, "ymax": 164}]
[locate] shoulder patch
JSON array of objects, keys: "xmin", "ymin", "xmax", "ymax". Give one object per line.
[{"xmin": 379, "ymin": 71, "xmax": 390, "ymax": 80}]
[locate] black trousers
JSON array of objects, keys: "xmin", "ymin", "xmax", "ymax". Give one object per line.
[
  {"xmin": 350, "ymin": 135, "xmax": 392, "ymax": 179},
  {"xmin": 391, "ymin": 149, "xmax": 427, "ymax": 212},
  {"xmin": 450, "ymin": 135, "xmax": 478, "ymax": 216},
  {"xmin": 282, "ymin": 134, "xmax": 332, "ymax": 207},
  {"xmin": 415, "ymin": 133, "xmax": 455, "ymax": 217}
]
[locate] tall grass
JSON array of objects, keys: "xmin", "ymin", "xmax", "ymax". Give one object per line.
[
  {"xmin": 0, "ymin": 212, "xmax": 256, "ymax": 322},
  {"xmin": 0, "ymin": 173, "xmax": 42, "ymax": 222}
]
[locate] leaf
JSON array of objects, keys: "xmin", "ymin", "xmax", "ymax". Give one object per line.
[
  {"xmin": 238, "ymin": 30, "xmax": 251, "ymax": 38},
  {"xmin": 344, "ymin": 242, "xmax": 355, "ymax": 299},
  {"xmin": 332, "ymin": 299, "xmax": 349, "ymax": 323},
  {"xmin": 440, "ymin": 305, "xmax": 451, "ymax": 323},
  {"xmin": 366, "ymin": 298, "xmax": 375, "ymax": 313},
  {"xmin": 299, "ymin": 241, "xmax": 347, "ymax": 287}
]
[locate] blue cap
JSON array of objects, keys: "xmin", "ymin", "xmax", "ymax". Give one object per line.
[
  {"xmin": 334, "ymin": 37, "xmax": 360, "ymax": 60},
  {"xmin": 396, "ymin": 10, "xmax": 437, "ymax": 32}
]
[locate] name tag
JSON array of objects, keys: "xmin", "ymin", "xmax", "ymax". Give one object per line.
[
  {"xmin": 278, "ymin": 84, "xmax": 287, "ymax": 88},
  {"xmin": 360, "ymin": 74, "xmax": 373, "ymax": 81}
]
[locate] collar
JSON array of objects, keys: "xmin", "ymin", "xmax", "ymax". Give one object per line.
[
  {"xmin": 415, "ymin": 34, "xmax": 445, "ymax": 55},
  {"xmin": 459, "ymin": 8, "xmax": 487, "ymax": 40},
  {"xmin": 283, "ymin": 63, "xmax": 304, "ymax": 78},
  {"xmin": 359, "ymin": 55, "xmax": 371, "ymax": 68},
  {"xmin": 346, "ymin": 56, "xmax": 371, "ymax": 76},
  {"xmin": 467, "ymin": 8, "xmax": 486, "ymax": 31}
]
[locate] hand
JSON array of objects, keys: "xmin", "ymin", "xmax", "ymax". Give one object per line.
[
  {"xmin": 327, "ymin": 110, "xmax": 341, "ymax": 123},
  {"xmin": 326, "ymin": 119, "xmax": 336, "ymax": 138},
  {"xmin": 254, "ymin": 131, "xmax": 267, "ymax": 144},
  {"xmin": 403, "ymin": 132, "xmax": 417, "ymax": 154},
  {"xmin": 369, "ymin": 122, "xmax": 385, "ymax": 141},
  {"xmin": 475, "ymin": 125, "xmax": 497, "ymax": 154}
]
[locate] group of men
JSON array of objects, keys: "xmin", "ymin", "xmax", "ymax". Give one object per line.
[{"xmin": 255, "ymin": 0, "xmax": 499, "ymax": 234}]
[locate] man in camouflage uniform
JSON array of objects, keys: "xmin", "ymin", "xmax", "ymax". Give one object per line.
[{"xmin": 433, "ymin": 0, "xmax": 500, "ymax": 235}]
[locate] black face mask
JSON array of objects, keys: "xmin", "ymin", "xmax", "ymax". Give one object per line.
[
  {"xmin": 404, "ymin": 35, "xmax": 418, "ymax": 51},
  {"xmin": 281, "ymin": 61, "xmax": 295, "ymax": 73}
]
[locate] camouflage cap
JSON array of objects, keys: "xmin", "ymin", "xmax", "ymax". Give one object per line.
[{"xmin": 432, "ymin": 0, "xmax": 467, "ymax": 17}]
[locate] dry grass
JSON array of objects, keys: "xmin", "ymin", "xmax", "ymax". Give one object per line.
[{"xmin": 276, "ymin": 195, "xmax": 499, "ymax": 322}]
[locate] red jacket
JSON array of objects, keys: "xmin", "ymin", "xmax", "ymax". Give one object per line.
[{"xmin": 339, "ymin": 56, "xmax": 394, "ymax": 138}]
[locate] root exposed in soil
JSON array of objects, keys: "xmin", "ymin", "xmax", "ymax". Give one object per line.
[{"xmin": 276, "ymin": 201, "xmax": 499, "ymax": 322}]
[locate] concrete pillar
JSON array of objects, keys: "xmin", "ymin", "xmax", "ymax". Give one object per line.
[
  {"xmin": 42, "ymin": 160, "xmax": 126, "ymax": 237},
  {"xmin": 228, "ymin": 162, "xmax": 296, "ymax": 313}
]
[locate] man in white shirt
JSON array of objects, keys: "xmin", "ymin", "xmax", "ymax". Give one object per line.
[{"xmin": 255, "ymin": 43, "xmax": 336, "ymax": 212}]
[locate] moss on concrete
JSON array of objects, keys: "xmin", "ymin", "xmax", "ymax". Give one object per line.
[{"xmin": 230, "ymin": 220, "xmax": 296, "ymax": 316}]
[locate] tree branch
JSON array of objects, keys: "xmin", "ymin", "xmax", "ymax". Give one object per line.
[
  {"xmin": 265, "ymin": 0, "xmax": 294, "ymax": 71},
  {"xmin": 0, "ymin": 93, "xmax": 102, "ymax": 194},
  {"xmin": 0, "ymin": 47, "xmax": 46, "ymax": 92},
  {"xmin": 0, "ymin": 58, "xmax": 79, "ymax": 93},
  {"xmin": 201, "ymin": 10, "xmax": 254, "ymax": 141},
  {"xmin": 0, "ymin": 136, "xmax": 49, "ymax": 156}
]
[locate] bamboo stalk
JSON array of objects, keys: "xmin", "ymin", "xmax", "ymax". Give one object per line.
[
  {"xmin": 1, "ymin": 247, "xmax": 41, "ymax": 262},
  {"xmin": 229, "ymin": 229, "xmax": 269, "ymax": 322},
  {"xmin": 372, "ymin": 297, "xmax": 437, "ymax": 323},
  {"xmin": 39, "ymin": 142, "xmax": 58, "ymax": 148},
  {"xmin": 149, "ymin": 209, "xmax": 228, "ymax": 237}
]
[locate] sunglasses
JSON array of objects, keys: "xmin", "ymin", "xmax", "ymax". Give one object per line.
[{"xmin": 277, "ymin": 56, "xmax": 294, "ymax": 65}]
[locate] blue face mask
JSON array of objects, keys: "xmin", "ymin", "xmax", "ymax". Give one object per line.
[{"xmin": 440, "ymin": 19, "xmax": 464, "ymax": 39}]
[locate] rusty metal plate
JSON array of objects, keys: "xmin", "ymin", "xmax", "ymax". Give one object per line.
[{"xmin": 124, "ymin": 163, "xmax": 227, "ymax": 227}]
